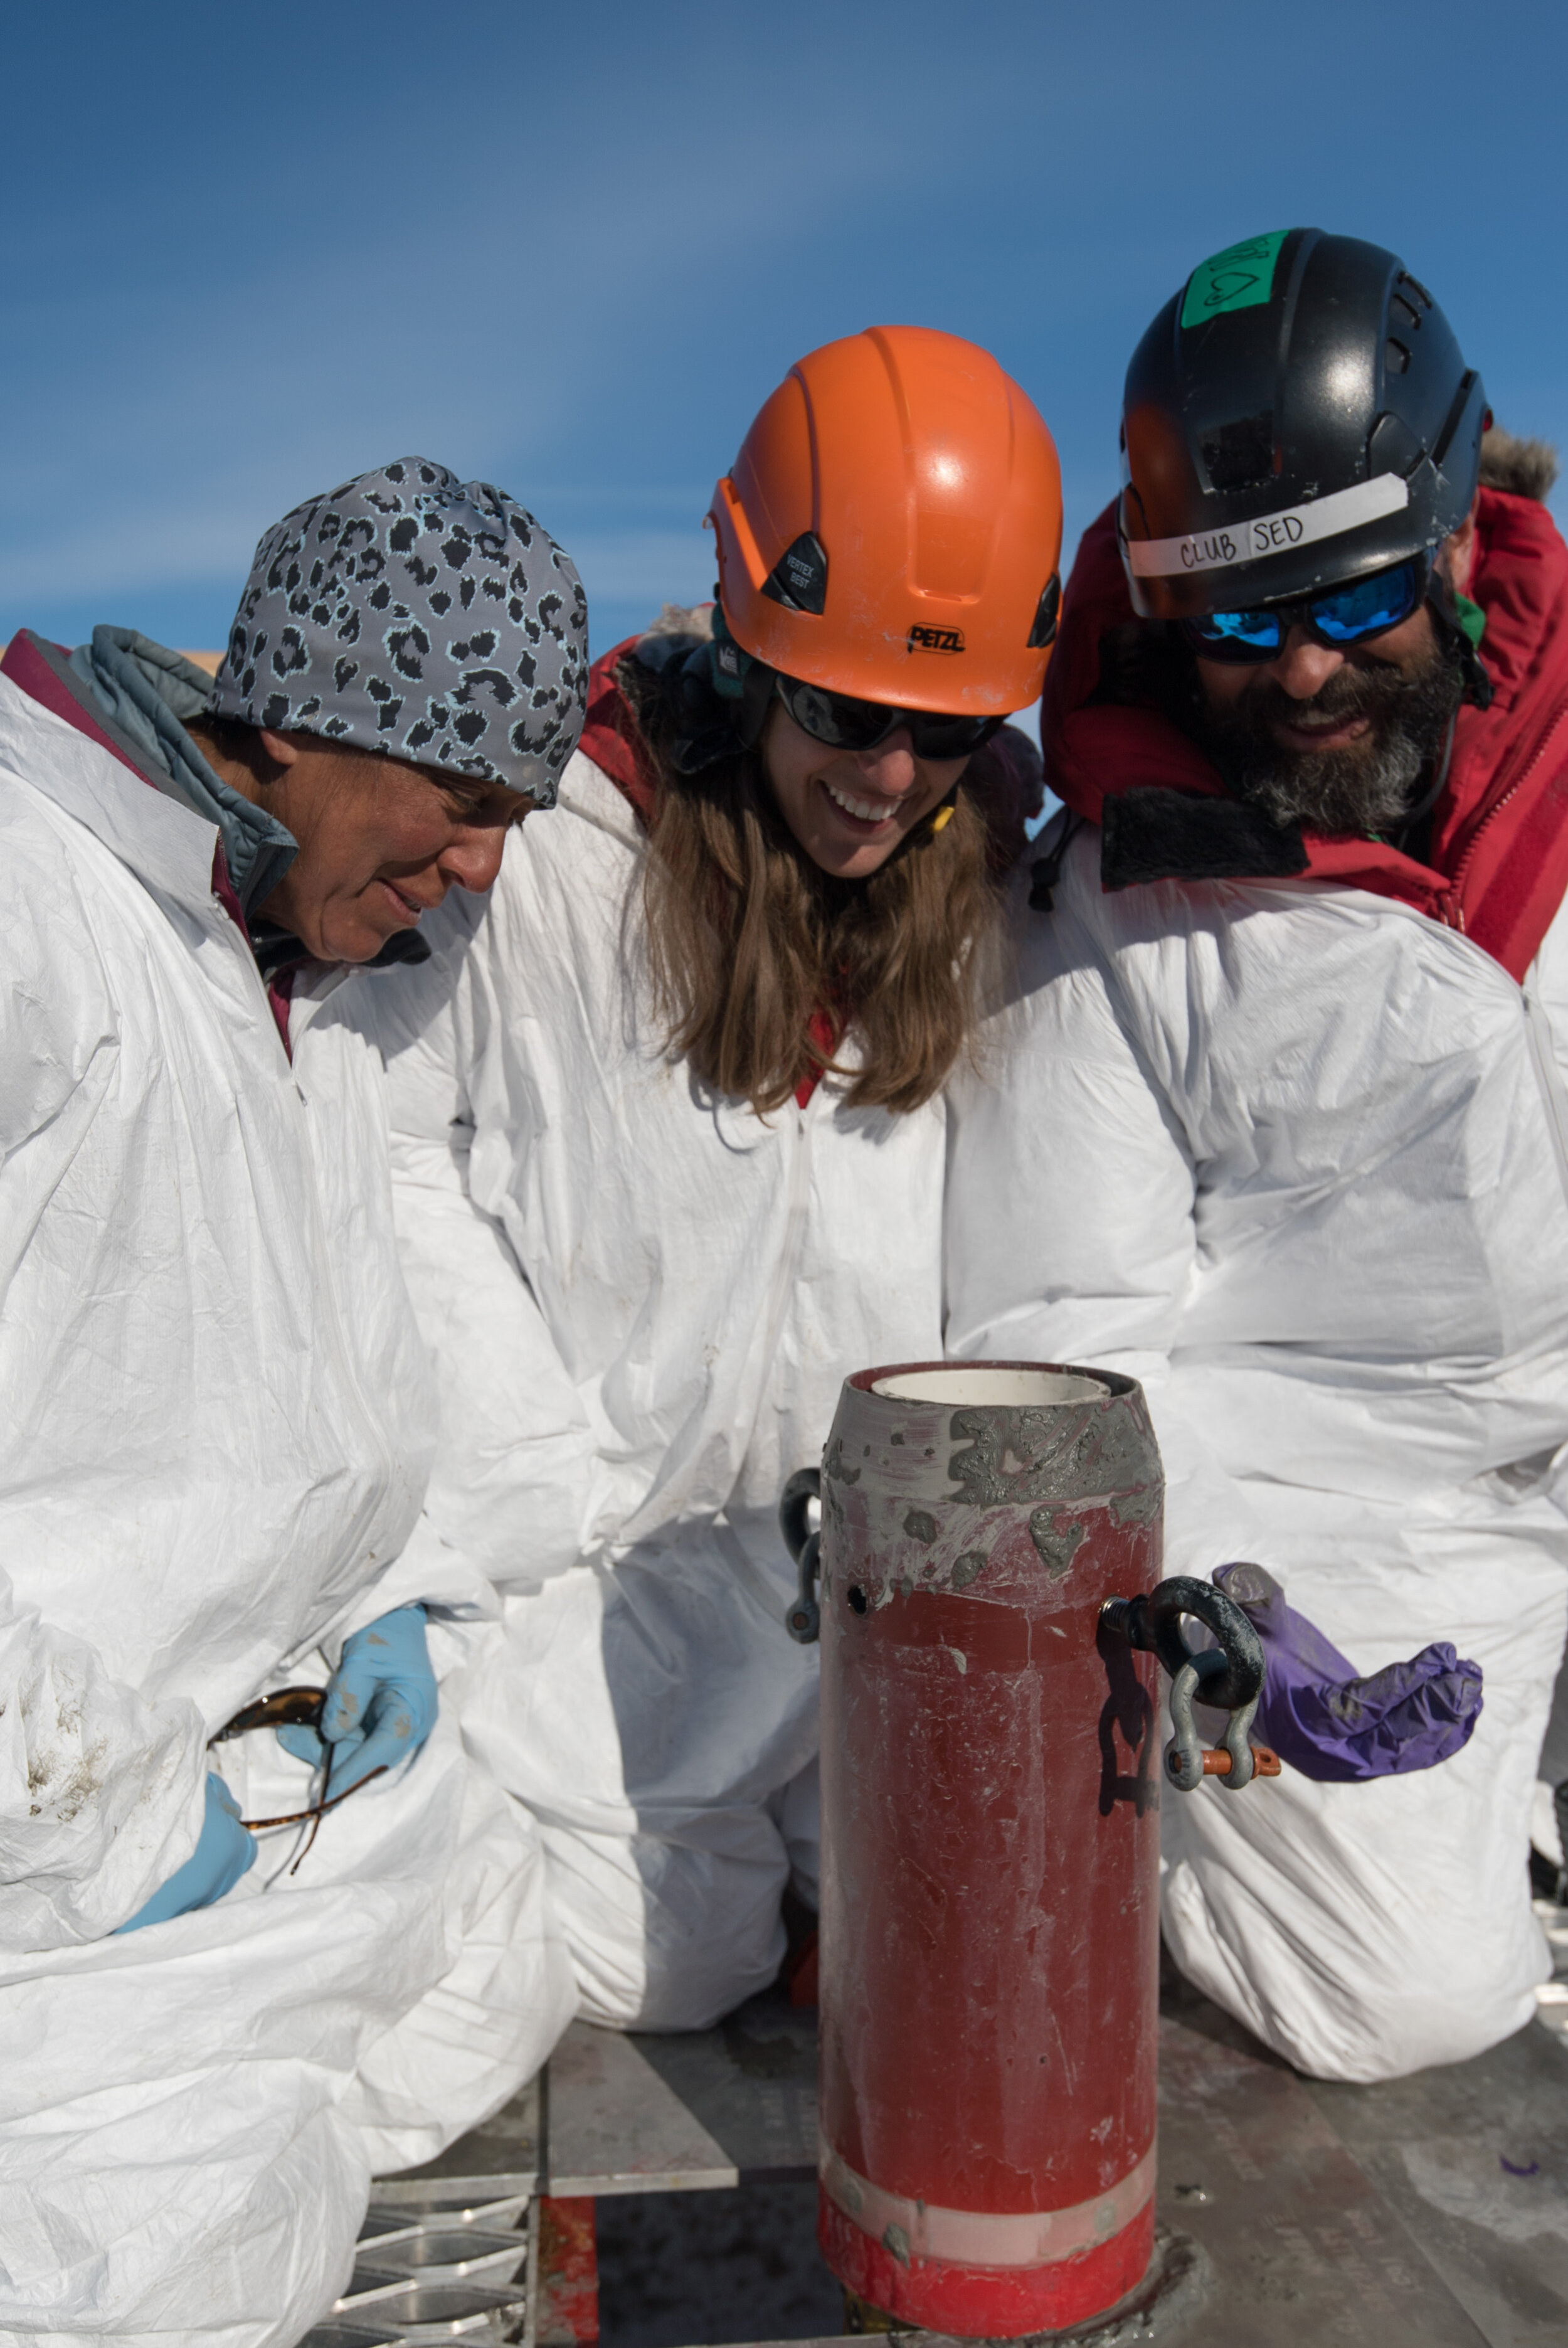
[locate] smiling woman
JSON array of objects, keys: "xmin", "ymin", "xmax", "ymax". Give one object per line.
[
  {"xmin": 344, "ymin": 327, "xmax": 1067, "ymax": 2039},
  {"xmin": 620, "ymin": 324, "xmax": 1064, "ymax": 1115},
  {"xmin": 623, "ymin": 642, "xmax": 1005, "ymax": 1115}
]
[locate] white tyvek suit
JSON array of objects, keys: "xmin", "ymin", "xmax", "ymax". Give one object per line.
[
  {"xmin": 0, "ymin": 673, "xmax": 573, "ymax": 2344},
  {"xmin": 347, "ymin": 752, "xmax": 945, "ymax": 2031},
  {"xmin": 946, "ymin": 826, "xmax": 1568, "ymax": 2083}
]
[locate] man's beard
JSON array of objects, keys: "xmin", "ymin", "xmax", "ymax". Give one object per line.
[{"xmin": 1194, "ymin": 634, "xmax": 1465, "ymax": 836}]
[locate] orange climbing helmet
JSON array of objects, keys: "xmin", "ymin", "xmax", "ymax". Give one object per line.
[{"xmin": 707, "ymin": 326, "xmax": 1064, "ymax": 718}]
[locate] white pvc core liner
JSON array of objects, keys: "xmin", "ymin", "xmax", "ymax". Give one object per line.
[{"xmin": 871, "ymin": 1367, "xmax": 1109, "ymax": 1406}]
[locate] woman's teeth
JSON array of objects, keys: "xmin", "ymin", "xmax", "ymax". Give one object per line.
[{"xmin": 825, "ymin": 780, "xmax": 898, "ymax": 823}]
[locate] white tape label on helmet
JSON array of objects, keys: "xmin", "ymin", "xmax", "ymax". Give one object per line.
[{"xmin": 1126, "ymin": 473, "xmax": 1409, "ymax": 580}]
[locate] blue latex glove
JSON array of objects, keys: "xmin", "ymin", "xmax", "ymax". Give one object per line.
[
  {"xmin": 277, "ymin": 1605, "xmax": 437, "ymax": 1796},
  {"xmin": 115, "ymin": 1773, "xmax": 255, "ymax": 1934},
  {"xmin": 1212, "ymin": 1563, "xmax": 1483, "ymax": 1783}
]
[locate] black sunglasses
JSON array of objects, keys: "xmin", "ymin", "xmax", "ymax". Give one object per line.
[
  {"xmin": 773, "ymin": 672, "xmax": 1005, "ymax": 761},
  {"xmin": 1180, "ymin": 555, "xmax": 1428, "ymax": 665}
]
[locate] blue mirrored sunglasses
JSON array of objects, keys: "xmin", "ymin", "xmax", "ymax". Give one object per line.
[{"xmin": 1180, "ymin": 556, "xmax": 1427, "ymax": 664}]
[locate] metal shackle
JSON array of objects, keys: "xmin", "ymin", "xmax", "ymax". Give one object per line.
[
  {"xmin": 1101, "ymin": 1576, "xmax": 1280, "ymax": 1794},
  {"xmin": 779, "ymin": 1467, "xmax": 823, "ymax": 1645}
]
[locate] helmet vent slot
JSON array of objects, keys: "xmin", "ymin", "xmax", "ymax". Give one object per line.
[
  {"xmin": 1390, "ymin": 292, "xmax": 1422, "ymax": 334},
  {"xmin": 1200, "ymin": 411, "xmax": 1276, "ymax": 494},
  {"xmin": 1027, "ymin": 573, "xmax": 1061, "ymax": 649},
  {"xmin": 761, "ymin": 533, "xmax": 829, "ymax": 617},
  {"xmin": 1385, "ymin": 339, "xmax": 1412, "ymax": 376}
]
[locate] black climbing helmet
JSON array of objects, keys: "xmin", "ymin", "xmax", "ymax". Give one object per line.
[{"xmin": 1118, "ymin": 230, "xmax": 1488, "ymax": 622}]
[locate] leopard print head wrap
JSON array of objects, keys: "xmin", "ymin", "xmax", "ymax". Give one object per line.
[{"xmin": 209, "ymin": 457, "xmax": 587, "ymax": 805}]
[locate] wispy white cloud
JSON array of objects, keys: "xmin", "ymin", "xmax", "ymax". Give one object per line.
[
  {"xmin": 0, "ymin": 501, "xmax": 268, "ymax": 607},
  {"xmin": 0, "ymin": 75, "xmax": 919, "ymax": 636},
  {"xmin": 4, "ymin": 2, "xmax": 1560, "ymax": 647}
]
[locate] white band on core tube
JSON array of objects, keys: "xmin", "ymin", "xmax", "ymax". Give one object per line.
[
  {"xmin": 820, "ymin": 2138, "xmax": 1155, "ymax": 2269},
  {"xmin": 1126, "ymin": 472, "xmax": 1410, "ymax": 581}
]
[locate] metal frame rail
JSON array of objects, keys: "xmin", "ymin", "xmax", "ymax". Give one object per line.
[{"xmin": 319, "ymin": 1893, "xmax": 1568, "ymax": 2347}]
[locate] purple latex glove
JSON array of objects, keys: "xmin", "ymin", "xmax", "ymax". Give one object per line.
[{"xmin": 1212, "ymin": 1563, "xmax": 1483, "ymax": 1783}]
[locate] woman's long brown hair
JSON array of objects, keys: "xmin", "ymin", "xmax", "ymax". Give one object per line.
[{"xmin": 623, "ymin": 657, "xmax": 1020, "ymax": 1118}]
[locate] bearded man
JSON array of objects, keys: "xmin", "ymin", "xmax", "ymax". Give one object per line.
[{"xmin": 946, "ymin": 229, "xmax": 1568, "ymax": 2083}]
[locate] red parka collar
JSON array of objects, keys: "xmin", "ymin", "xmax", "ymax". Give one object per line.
[
  {"xmin": 580, "ymin": 635, "xmax": 662, "ymax": 827},
  {"xmin": 1042, "ymin": 489, "xmax": 1568, "ymax": 982}
]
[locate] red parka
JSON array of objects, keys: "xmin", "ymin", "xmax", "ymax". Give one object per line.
[{"xmin": 1043, "ymin": 487, "xmax": 1568, "ymax": 983}]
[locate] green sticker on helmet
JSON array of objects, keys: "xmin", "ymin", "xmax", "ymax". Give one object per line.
[{"xmin": 1180, "ymin": 231, "xmax": 1289, "ymax": 329}]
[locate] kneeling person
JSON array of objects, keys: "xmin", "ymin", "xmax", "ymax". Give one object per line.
[
  {"xmin": 351, "ymin": 331, "xmax": 1061, "ymax": 2031},
  {"xmin": 0, "ymin": 460, "xmax": 584, "ymax": 2339},
  {"xmin": 948, "ymin": 232, "xmax": 1568, "ymax": 2082}
]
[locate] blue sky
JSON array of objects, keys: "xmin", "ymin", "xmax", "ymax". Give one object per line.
[{"xmin": 3, "ymin": 1, "xmax": 1562, "ymax": 672}]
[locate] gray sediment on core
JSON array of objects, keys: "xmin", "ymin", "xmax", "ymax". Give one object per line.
[{"xmin": 819, "ymin": 1384, "xmax": 1163, "ymax": 1603}]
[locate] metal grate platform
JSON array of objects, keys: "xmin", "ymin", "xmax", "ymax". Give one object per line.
[{"xmin": 330, "ymin": 1894, "xmax": 1568, "ymax": 2345}]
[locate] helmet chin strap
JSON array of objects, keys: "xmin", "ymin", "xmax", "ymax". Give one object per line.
[
  {"xmin": 1391, "ymin": 708, "xmax": 1459, "ymax": 847},
  {"xmin": 1425, "ymin": 561, "xmax": 1493, "ymax": 711},
  {"xmin": 656, "ymin": 602, "xmax": 778, "ymax": 776},
  {"xmin": 702, "ymin": 601, "xmax": 777, "ymax": 746},
  {"xmin": 1385, "ymin": 577, "xmax": 1476, "ymax": 850},
  {"xmin": 913, "ymin": 792, "xmax": 958, "ymax": 842}
]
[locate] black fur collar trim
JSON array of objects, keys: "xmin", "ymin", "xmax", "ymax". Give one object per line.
[{"xmin": 1100, "ymin": 788, "xmax": 1308, "ymax": 891}]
